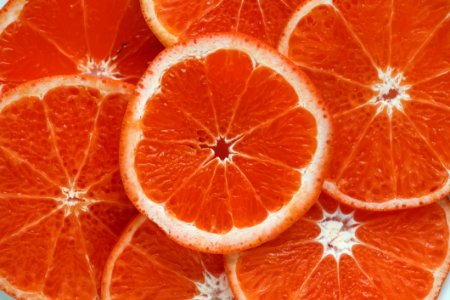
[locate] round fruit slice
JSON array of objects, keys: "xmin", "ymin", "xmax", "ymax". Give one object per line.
[
  {"xmin": 226, "ymin": 193, "xmax": 450, "ymax": 299},
  {"xmin": 102, "ymin": 215, "xmax": 234, "ymax": 299},
  {"xmin": 0, "ymin": 76, "xmax": 137, "ymax": 299},
  {"xmin": 121, "ymin": 33, "xmax": 331, "ymax": 253},
  {"xmin": 279, "ymin": 0, "xmax": 450, "ymax": 210},
  {"xmin": 0, "ymin": 0, "xmax": 164, "ymax": 95},
  {"xmin": 140, "ymin": 0, "xmax": 307, "ymax": 47}
]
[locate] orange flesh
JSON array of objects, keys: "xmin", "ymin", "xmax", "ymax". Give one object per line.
[
  {"xmin": 136, "ymin": 49, "xmax": 318, "ymax": 233},
  {"xmin": 152, "ymin": 0, "xmax": 307, "ymax": 46},
  {"xmin": 286, "ymin": 0, "xmax": 450, "ymax": 204},
  {"xmin": 0, "ymin": 0, "xmax": 163, "ymax": 93},
  {"xmin": 106, "ymin": 217, "xmax": 227, "ymax": 299},
  {"xmin": 232, "ymin": 194, "xmax": 449, "ymax": 299},
  {"xmin": 0, "ymin": 82, "xmax": 136, "ymax": 298}
]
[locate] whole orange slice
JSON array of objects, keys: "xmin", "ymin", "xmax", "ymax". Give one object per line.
[
  {"xmin": 226, "ymin": 194, "xmax": 450, "ymax": 299},
  {"xmin": 120, "ymin": 33, "xmax": 331, "ymax": 253},
  {"xmin": 0, "ymin": 76, "xmax": 137, "ymax": 299},
  {"xmin": 102, "ymin": 215, "xmax": 234, "ymax": 299},
  {"xmin": 140, "ymin": 0, "xmax": 307, "ymax": 47},
  {"xmin": 0, "ymin": 0, "xmax": 164, "ymax": 95},
  {"xmin": 279, "ymin": 0, "xmax": 450, "ymax": 210}
]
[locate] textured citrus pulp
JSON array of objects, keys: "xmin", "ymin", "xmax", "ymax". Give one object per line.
[
  {"xmin": 140, "ymin": 0, "xmax": 308, "ymax": 47},
  {"xmin": 120, "ymin": 33, "xmax": 331, "ymax": 253},
  {"xmin": 0, "ymin": 0, "xmax": 164, "ymax": 95},
  {"xmin": 226, "ymin": 193, "xmax": 450, "ymax": 299},
  {"xmin": 102, "ymin": 215, "xmax": 233, "ymax": 300},
  {"xmin": 279, "ymin": 0, "xmax": 450, "ymax": 210},
  {"xmin": 0, "ymin": 76, "xmax": 137, "ymax": 299}
]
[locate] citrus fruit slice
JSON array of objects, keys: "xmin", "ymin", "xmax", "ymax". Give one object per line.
[
  {"xmin": 279, "ymin": 0, "xmax": 450, "ymax": 210},
  {"xmin": 0, "ymin": 0, "xmax": 164, "ymax": 95},
  {"xmin": 121, "ymin": 33, "xmax": 331, "ymax": 253},
  {"xmin": 226, "ymin": 193, "xmax": 450, "ymax": 299},
  {"xmin": 0, "ymin": 76, "xmax": 137, "ymax": 299},
  {"xmin": 102, "ymin": 215, "xmax": 234, "ymax": 299},
  {"xmin": 140, "ymin": 0, "xmax": 307, "ymax": 47}
]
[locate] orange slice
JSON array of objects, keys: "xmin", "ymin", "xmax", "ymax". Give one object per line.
[
  {"xmin": 120, "ymin": 33, "xmax": 331, "ymax": 253},
  {"xmin": 102, "ymin": 215, "xmax": 234, "ymax": 299},
  {"xmin": 0, "ymin": 0, "xmax": 164, "ymax": 95},
  {"xmin": 226, "ymin": 193, "xmax": 450, "ymax": 299},
  {"xmin": 279, "ymin": 0, "xmax": 450, "ymax": 210},
  {"xmin": 0, "ymin": 76, "xmax": 137, "ymax": 299},
  {"xmin": 140, "ymin": 0, "xmax": 307, "ymax": 47}
]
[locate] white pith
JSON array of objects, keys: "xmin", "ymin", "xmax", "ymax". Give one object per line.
[
  {"xmin": 0, "ymin": 75, "xmax": 130, "ymax": 111},
  {"xmin": 102, "ymin": 216, "xmax": 146, "ymax": 300},
  {"xmin": 370, "ymin": 67, "xmax": 411, "ymax": 116},
  {"xmin": 140, "ymin": 0, "xmax": 178, "ymax": 46},
  {"xmin": 316, "ymin": 208, "xmax": 360, "ymax": 259},
  {"xmin": 0, "ymin": 0, "xmax": 26, "ymax": 33},
  {"xmin": 225, "ymin": 200, "xmax": 450, "ymax": 300},
  {"xmin": 122, "ymin": 34, "xmax": 331, "ymax": 253},
  {"xmin": 77, "ymin": 57, "xmax": 122, "ymax": 81},
  {"xmin": 193, "ymin": 271, "xmax": 234, "ymax": 300},
  {"xmin": 60, "ymin": 188, "xmax": 91, "ymax": 216},
  {"xmin": 278, "ymin": 0, "xmax": 334, "ymax": 55}
]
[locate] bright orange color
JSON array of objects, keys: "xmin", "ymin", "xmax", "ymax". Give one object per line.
[
  {"xmin": 0, "ymin": 76, "xmax": 137, "ymax": 299},
  {"xmin": 226, "ymin": 193, "xmax": 450, "ymax": 299},
  {"xmin": 0, "ymin": 0, "xmax": 164, "ymax": 95},
  {"xmin": 140, "ymin": 0, "xmax": 307, "ymax": 46},
  {"xmin": 120, "ymin": 34, "xmax": 331, "ymax": 253},
  {"xmin": 280, "ymin": 0, "xmax": 450, "ymax": 209},
  {"xmin": 102, "ymin": 216, "xmax": 233, "ymax": 299}
]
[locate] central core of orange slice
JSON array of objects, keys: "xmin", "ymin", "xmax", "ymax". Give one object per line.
[
  {"xmin": 194, "ymin": 272, "xmax": 233, "ymax": 299},
  {"xmin": 201, "ymin": 137, "xmax": 238, "ymax": 162},
  {"xmin": 78, "ymin": 57, "xmax": 121, "ymax": 80},
  {"xmin": 211, "ymin": 138, "xmax": 232, "ymax": 161},
  {"xmin": 61, "ymin": 187, "xmax": 90, "ymax": 216},
  {"xmin": 317, "ymin": 209, "xmax": 360, "ymax": 258},
  {"xmin": 371, "ymin": 68, "xmax": 410, "ymax": 113}
]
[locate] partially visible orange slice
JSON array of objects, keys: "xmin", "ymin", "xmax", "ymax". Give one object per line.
[
  {"xmin": 0, "ymin": 76, "xmax": 137, "ymax": 299},
  {"xmin": 102, "ymin": 215, "xmax": 234, "ymax": 299},
  {"xmin": 139, "ymin": 0, "xmax": 307, "ymax": 47},
  {"xmin": 120, "ymin": 33, "xmax": 331, "ymax": 253},
  {"xmin": 279, "ymin": 0, "xmax": 450, "ymax": 210},
  {"xmin": 0, "ymin": 0, "xmax": 164, "ymax": 95},
  {"xmin": 226, "ymin": 193, "xmax": 450, "ymax": 299}
]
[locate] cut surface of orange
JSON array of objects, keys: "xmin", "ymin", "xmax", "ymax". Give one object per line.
[
  {"xmin": 226, "ymin": 193, "xmax": 450, "ymax": 299},
  {"xmin": 279, "ymin": 0, "xmax": 450, "ymax": 210},
  {"xmin": 0, "ymin": 0, "xmax": 164, "ymax": 95},
  {"xmin": 140, "ymin": 0, "xmax": 307, "ymax": 47},
  {"xmin": 120, "ymin": 33, "xmax": 331, "ymax": 253},
  {"xmin": 0, "ymin": 76, "xmax": 137, "ymax": 299},
  {"xmin": 102, "ymin": 215, "xmax": 233, "ymax": 299}
]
